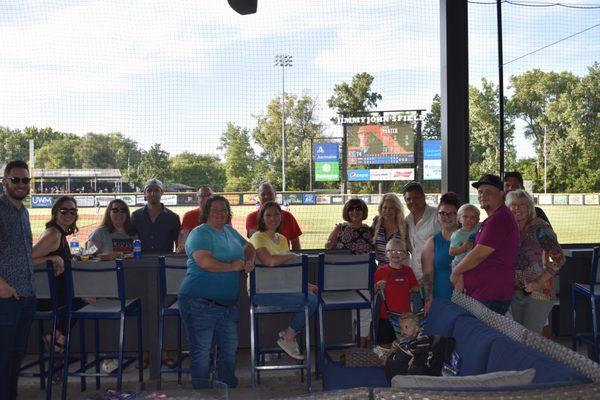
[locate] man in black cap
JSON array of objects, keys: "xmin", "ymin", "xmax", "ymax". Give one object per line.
[
  {"xmin": 450, "ymin": 174, "xmax": 519, "ymax": 315},
  {"xmin": 503, "ymin": 171, "xmax": 551, "ymax": 226}
]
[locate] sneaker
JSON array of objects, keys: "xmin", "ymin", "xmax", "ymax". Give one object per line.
[
  {"xmin": 277, "ymin": 338, "xmax": 304, "ymax": 360},
  {"xmin": 101, "ymin": 359, "xmax": 118, "ymax": 373}
]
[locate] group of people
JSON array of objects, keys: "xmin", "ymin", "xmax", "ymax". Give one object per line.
[{"xmin": 1, "ymin": 157, "xmax": 565, "ymax": 396}]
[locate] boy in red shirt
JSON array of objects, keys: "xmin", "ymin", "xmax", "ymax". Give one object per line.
[{"xmin": 375, "ymin": 238, "xmax": 419, "ymax": 348}]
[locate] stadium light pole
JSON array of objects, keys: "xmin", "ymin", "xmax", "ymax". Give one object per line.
[{"xmin": 274, "ymin": 54, "xmax": 292, "ymax": 192}]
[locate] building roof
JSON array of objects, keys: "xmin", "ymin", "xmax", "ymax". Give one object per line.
[{"xmin": 34, "ymin": 168, "xmax": 122, "ymax": 179}]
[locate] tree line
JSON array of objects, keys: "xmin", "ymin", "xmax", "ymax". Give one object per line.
[{"xmin": 1, "ymin": 64, "xmax": 598, "ymax": 193}]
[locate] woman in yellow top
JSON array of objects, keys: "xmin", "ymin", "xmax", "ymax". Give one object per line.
[{"xmin": 249, "ymin": 201, "xmax": 318, "ymax": 360}]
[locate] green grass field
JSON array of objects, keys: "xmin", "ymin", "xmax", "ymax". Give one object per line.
[{"xmin": 27, "ymin": 204, "xmax": 600, "ymax": 248}]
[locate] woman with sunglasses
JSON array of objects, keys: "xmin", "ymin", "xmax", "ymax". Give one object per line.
[
  {"xmin": 32, "ymin": 196, "xmax": 89, "ymax": 353},
  {"xmin": 421, "ymin": 192, "xmax": 462, "ymax": 313},
  {"xmin": 324, "ymin": 198, "xmax": 373, "ymax": 254},
  {"xmin": 88, "ymin": 199, "xmax": 138, "ymax": 257}
]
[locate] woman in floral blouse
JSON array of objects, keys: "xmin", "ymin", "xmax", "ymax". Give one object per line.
[
  {"xmin": 324, "ymin": 198, "xmax": 373, "ymax": 254},
  {"xmin": 506, "ymin": 189, "xmax": 565, "ymax": 333}
]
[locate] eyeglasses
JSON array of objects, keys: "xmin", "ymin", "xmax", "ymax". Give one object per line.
[
  {"xmin": 438, "ymin": 211, "xmax": 457, "ymax": 217},
  {"xmin": 58, "ymin": 208, "xmax": 78, "ymax": 215},
  {"xmin": 110, "ymin": 207, "xmax": 128, "ymax": 214},
  {"xmin": 386, "ymin": 249, "xmax": 408, "ymax": 255},
  {"xmin": 5, "ymin": 176, "xmax": 31, "ymax": 184}
]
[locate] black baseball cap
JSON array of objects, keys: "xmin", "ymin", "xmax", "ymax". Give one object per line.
[{"xmin": 472, "ymin": 174, "xmax": 503, "ymax": 191}]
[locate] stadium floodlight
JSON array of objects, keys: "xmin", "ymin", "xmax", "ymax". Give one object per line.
[{"xmin": 274, "ymin": 54, "xmax": 293, "ymax": 192}]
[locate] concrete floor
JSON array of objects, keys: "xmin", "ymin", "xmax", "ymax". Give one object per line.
[{"xmin": 18, "ymin": 347, "xmax": 326, "ymax": 400}]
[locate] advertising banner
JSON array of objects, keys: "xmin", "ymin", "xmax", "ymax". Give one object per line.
[
  {"xmin": 116, "ymin": 195, "xmax": 136, "ymax": 206},
  {"xmin": 243, "ymin": 194, "xmax": 258, "ymax": 205},
  {"xmin": 302, "ymin": 193, "xmax": 317, "ymax": 205},
  {"xmin": 331, "ymin": 196, "xmax": 344, "ymax": 204},
  {"xmin": 31, "ymin": 195, "xmax": 53, "ymax": 208},
  {"xmin": 315, "ymin": 162, "xmax": 340, "ymax": 182},
  {"xmin": 370, "ymin": 168, "xmax": 414, "ymax": 181},
  {"xmin": 348, "ymin": 169, "xmax": 370, "ymax": 181},
  {"xmin": 95, "ymin": 195, "xmax": 115, "ymax": 206},
  {"xmin": 423, "ymin": 140, "xmax": 442, "ymax": 180},
  {"xmin": 316, "ymin": 195, "xmax": 331, "ymax": 204},
  {"xmin": 284, "ymin": 193, "xmax": 303, "ymax": 205},
  {"xmin": 314, "ymin": 143, "xmax": 339, "ymax": 162},
  {"xmin": 568, "ymin": 195, "xmax": 584, "ymax": 205},
  {"xmin": 136, "ymin": 194, "xmax": 177, "ymax": 206},
  {"xmin": 584, "ymin": 194, "xmax": 599, "ymax": 205},
  {"xmin": 74, "ymin": 195, "xmax": 95, "ymax": 207},
  {"xmin": 537, "ymin": 194, "xmax": 552, "ymax": 205}
]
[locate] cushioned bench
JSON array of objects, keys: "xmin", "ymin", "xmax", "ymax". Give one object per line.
[{"xmin": 321, "ymin": 298, "xmax": 591, "ymax": 391}]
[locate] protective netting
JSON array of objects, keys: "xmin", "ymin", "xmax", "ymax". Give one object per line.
[{"xmin": 0, "ymin": 1, "xmax": 598, "ymax": 246}]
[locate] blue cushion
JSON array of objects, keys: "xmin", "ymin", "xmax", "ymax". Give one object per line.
[
  {"xmin": 451, "ymin": 316, "xmax": 506, "ymax": 376},
  {"xmin": 322, "ymin": 362, "xmax": 388, "ymax": 391},
  {"xmin": 486, "ymin": 337, "xmax": 588, "ymax": 384},
  {"xmin": 423, "ymin": 299, "xmax": 475, "ymax": 336}
]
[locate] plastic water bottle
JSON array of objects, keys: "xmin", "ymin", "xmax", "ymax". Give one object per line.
[
  {"xmin": 133, "ymin": 239, "xmax": 142, "ymax": 260},
  {"xmin": 70, "ymin": 234, "xmax": 80, "ymax": 256}
]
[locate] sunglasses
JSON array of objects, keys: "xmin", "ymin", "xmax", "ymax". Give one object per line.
[
  {"xmin": 348, "ymin": 206, "xmax": 363, "ymax": 212},
  {"xmin": 58, "ymin": 208, "xmax": 78, "ymax": 215},
  {"xmin": 438, "ymin": 211, "xmax": 457, "ymax": 217},
  {"xmin": 5, "ymin": 176, "xmax": 31, "ymax": 184},
  {"xmin": 110, "ymin": 207, "xmax": 128, "ymax": 214}
]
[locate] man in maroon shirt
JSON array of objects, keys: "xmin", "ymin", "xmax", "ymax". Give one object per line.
[
  {"xmin": 450, "ymin": 174, "xmax": 519, "ymax": 315},
  {"xmin": 245, "ymin": 182, "xmax": 302, "ymax": 250}
]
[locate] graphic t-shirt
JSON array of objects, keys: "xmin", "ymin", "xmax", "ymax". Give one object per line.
[{"xmin": 374, "ymin": 264, "xmax": 419, "ymax": 318}]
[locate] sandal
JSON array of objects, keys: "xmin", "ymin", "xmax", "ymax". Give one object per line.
[{"xmin": 43, "ymin": 333, "xmax": 65, "ymax": 354}]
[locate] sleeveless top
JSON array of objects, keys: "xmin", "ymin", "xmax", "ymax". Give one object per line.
[
  {"xmin": 47, "ymin": 224, "xmax": 71, "ymax": 263},
  {"xmin": 433, "ymin": 231, "xmax": 453, "ymax": 300},
  {"xmin": 334, "ymin": 223, "xmax": 373, "ymax": 254}
]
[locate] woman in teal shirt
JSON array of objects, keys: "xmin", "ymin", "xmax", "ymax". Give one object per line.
[
  {"xmin": 421, "ymin": 192, "xmax": 461, "ymax": 312},
  {"xmin": 178, "ymin": 195, "xmax": 255, "ymax": 389}
]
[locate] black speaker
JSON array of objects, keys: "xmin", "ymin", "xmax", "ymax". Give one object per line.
[{"xmin": 227, "ymin": 0, "xmax": 257, "ymax": 15}]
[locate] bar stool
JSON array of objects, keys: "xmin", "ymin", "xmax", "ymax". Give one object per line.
[
  {"xmin": 572, "ymin": 247, "xmax": 600, "ymax": 361},
  {"xmin": 60, "ymin": 259, "xmax": 143, "ymax": 399}
]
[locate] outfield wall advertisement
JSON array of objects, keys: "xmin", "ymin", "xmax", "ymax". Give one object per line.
[{"xmin": 348, "ymin": 168, "xmax": 414, "ymax": 182}]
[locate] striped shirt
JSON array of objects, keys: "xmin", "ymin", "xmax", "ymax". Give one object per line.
[{"xmin": 0, "ymin": 195, "xmax": 35, "ymax": 297}]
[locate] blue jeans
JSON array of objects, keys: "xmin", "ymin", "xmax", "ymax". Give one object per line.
[
  {"xmin": 0, "ymin": 297, "xmax": 36, "ymax": 400},
  {"xmin": 254, "ymin": 292, "xmax": 318, "ymax": 333},
  {"xmin": 481, "ymin": 300, "xmax": 511, "ymax": 315},
  {"xmin": 178, "ymin": 295, "xmax": 239, "ymax": 389}
]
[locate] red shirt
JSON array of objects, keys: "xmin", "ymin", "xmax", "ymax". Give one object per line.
[
  {"xmin": 245, "ymin": 209, "xmax": 302, "ymax": 243},
  {"xmin": 375, "ymin": 264, "xmax": 418, "ymax": 318},
  {"xmin": 181, "ymin": 208, "xmax": 202, "ymax": 232}
]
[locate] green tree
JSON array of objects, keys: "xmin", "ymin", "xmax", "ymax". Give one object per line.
[
  {"xmin": 137, "ymin": 144, "xmax": 170, "ymax": 185},
  {"xmin": 469, "ymin": 79, "xmax": 517, "ymax": 179},
  {"xmin": 253, "ymin": 94, "xmax": 324, "ymax": 190},
  {"xmin": 220, "ymin": 123, "xmax": 257, "ymax": 192},
  {"xmin": 508, "ymin": 69, "xmax": 579, "ymax": 181},
  {"xmin": 327, "ymin": 72, "xmax": 382, "ymax": 123},
  {"xmin": 327, "ymin": 73, "xmax": 382, "ymax": 193},
  {"xmin": 75, "ymin": 133, "xmax": 117, "ymax": 168},
  {"xmin": 543, "ymin": 63, "xmax": 600, "ymax": 192},
  {"xmin": 35, "ymin": 137, "xmax": 82, "ymax": 168},
  {"xmin": 423, "ymin": 94, "xmax": 441, "ymax": 139},
  {"xmin": 169, "ymin": 152, "xmax": 226, "ymax": 192},
  {"xmin": 0, "ymin": 126, "xmax": 28, "ymax": 163},
  {"xmin": 106, "ymin": 133, "xmax": 143, "ymax": 183}
]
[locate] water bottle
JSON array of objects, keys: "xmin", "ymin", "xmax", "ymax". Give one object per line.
[
  {"xmin": 70, "ymin": 234, "xmax": 80, "ymax": 256},
  {"xmin": 133, "ymin": 239, "xmax": 142, "ymax": 260}
]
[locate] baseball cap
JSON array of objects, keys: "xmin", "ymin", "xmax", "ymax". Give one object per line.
[
  {"xmin": 144, "ymin": 178, "xmax": 164, "ymax": 191},
  {"xmin": 472, "ymin": 174, "xmax": 503, "ymax": 191}
]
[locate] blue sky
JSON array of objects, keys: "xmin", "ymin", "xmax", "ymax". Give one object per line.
[{"xmin": 0, "ymin": 0, "xmax": 598, "ymax": 160}]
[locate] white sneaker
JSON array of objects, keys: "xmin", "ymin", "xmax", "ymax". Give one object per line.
[
  {"xmin": 277, "ymin": 338, "xmax": 304, "ymax": 360},
  {"xmin": 101, "ymin": 359, "xmax": 118, "ymax": 373}
]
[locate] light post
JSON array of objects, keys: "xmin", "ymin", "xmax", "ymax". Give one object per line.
[{"xmin": 274, "ymin": 54, "xmax": 292, "ymax": 192}]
